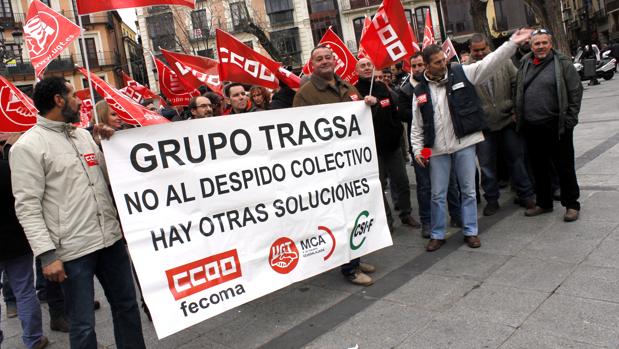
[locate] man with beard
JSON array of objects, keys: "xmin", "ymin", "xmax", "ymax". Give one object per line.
[
  {"xmin": 293, "ymin": 45, "xmax": 378, "ymax": 286},
  {"xmin": 10, "ymin": 77, "xmax": 146, "ymax": 349},
  {"xmin": 355, "ymin": 58, "xmax": 421, "ymax": 231}
]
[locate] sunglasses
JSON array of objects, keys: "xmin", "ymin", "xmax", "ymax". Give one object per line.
[{"xmin": 531, "ymin": 28, "xmax": 551, "ymax": 36}]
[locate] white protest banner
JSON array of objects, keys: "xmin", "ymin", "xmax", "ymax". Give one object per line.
[{"xmin": 102, "ymin": 101, "xmax": 392, "ymax": 338}]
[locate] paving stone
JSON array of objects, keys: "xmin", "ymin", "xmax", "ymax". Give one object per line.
[
  {"xmin": 426, "ymin": 250, "xmax": 510, "ymax": 281},
  {"xmin": 499, "ymin": 327, "xmax": 605, "ymax": 349},
  {"xmin": 577, "ymin": 191, "xmax": 619, "ymax": 223},
  {"xmin": 557, "ymin": 265, "xmax": 619, "ymax": 303},
  {"xmin": 519, "ymin": 229, "xmax": 600, "ymax": 264},
  {"xmin": 522, "ymin": 294, "xmax": 619, "ymax": 348},
  {"xmin": 335, "ymin": 300, "xmax": 435, "ymax": 348},
  {"xmin": 303, "ymin": 329, "xmax": 371, "ymax": 349},
  {"xmin": 583, "ymin": 236, "xmax": 619, "ymax": 268},
  {"xmin": 395, "ymin": 312, "xmax": 515, "ymax": 349},
  {"xmin": 460, "ymin": 228, "xmax": 537, "ymax": 256},
  {"xmin": 485, "ymin": 256, "xmax": 575, "ymax": 292},
  {"xmin": 448, "ymin": 283, "xmax": 549, "ymax": 327},
  {"xmin": 384, "ymin": 274, "xmax": 479, "ymax": 312}
]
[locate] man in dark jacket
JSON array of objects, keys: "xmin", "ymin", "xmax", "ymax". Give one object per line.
[
  {"xmin": 269, "ymin": 81, "xmax": 296, "ymax": 110},
  {"xmin": 516, "ymin": 29, "xmax": 583, "ymax": 222},
  {"xmin": 1, "ymin": 142, "xmax": 48, "ymax": 349},
  {"xmin": 469, "ymin": 34, "xmax": 535, "ymax": 216},
  {"xmin": 355, "ymin": 58, "xmax": 422, "ymax": 232}
]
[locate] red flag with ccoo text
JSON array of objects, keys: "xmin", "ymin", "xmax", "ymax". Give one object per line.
[
  {"xmin": 356, "ymin": 16, "xmax": 372, "ymax": 59},
  {"xmin": 302, "ymin": 28, "xmax": 359, "ymax": 85},
  {"xmin": 74, "ymin": 89, "xmax": 93, "ymax": 128},
  {"xmin": 76, "ymin": 0, "xmax": 194, "ymax": 14},
  {"xmin": 24, "ymin": 0, "xmax": 82, "ymax": 78},
  {"xmin": 153, "ymin": 58, "xmax": 200, "ymax": 107},
  {"xmin": 0, "ymin": 76, "xmax": 37, "ymax": 132},
  {"xmin": 160, "ymin": 49, "xmax": 223, "ymax": 94},
  {"xmin": 77, "ymin": 67, "xmax": 169, "ymax": 126},
  {"xmin": 422, "ymin": 9, "xmax": 436, "ymax": 49},
  {"xmin": 119, "ymin": 71, "xmax": 163, "ymax": 105},
  {"xmin": 358, "ymin": 0, "xmax": 414, "ymax": 69}
]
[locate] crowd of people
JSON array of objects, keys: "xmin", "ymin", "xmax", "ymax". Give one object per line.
[{"xmin": 0, "ymin": 27, "xmax": 584, "ymax": 349}]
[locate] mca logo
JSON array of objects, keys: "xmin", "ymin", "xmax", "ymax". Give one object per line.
[{"xmin": 350, "ymin": 211, "xmax": 374, "ymax": 250}]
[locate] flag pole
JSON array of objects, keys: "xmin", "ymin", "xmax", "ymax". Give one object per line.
[
  {"xmin": 77, "ymin": 14, "xmax": 100, "ymax": 125},
  {"xmin": 368, "ymin": 68, "xmax": 376, "ymax": 96}
]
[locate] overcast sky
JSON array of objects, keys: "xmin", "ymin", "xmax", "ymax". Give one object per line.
[{"xmin": 118, "ymin": 9, "xmax": 138, "ymax": 32}]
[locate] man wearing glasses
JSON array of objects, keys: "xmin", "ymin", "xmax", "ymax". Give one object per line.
[
  {"xmin": 515, "ymin": 28, "xmax": 583, "ymax": 222},
  {"xmin": 188, "ymin": 96, "xmax": 214, "ymax": 119}
]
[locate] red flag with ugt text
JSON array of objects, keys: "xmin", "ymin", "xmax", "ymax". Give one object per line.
[
  {"xmin": 74, "ymin": 89, "xmax": 92, "ymax": 128},
  {"xmin": 77, "ymin": 67, "xmax": 169, "ymax": 126},
  {"xmin": 154, "ymin": 58, "xmax": 200, "ymax": 106},
  {"xmin": 24, "ymin": 0, "xmax": 82, "ymax": 78},
  {"xmin": 358, "ymin": 0, "xmax": 414, "ymax": 69},
  {"xmin": 357, "ymin": 16, "xmax": 372, "ymax": 59},
  {"xmin": 119, "ymin": 71, "xmax": 163, "ymax": 105},
  {"xmin": 216, "ymin": 29, "xmax": 279, "ymax": 89},
  {"xmin": 442, "ymin": 37, "xmax": 457, "ymax": 61},
  {"xmin": 76, "ymin": 0, "xmax": 194, "ymax": 14},
  {"xmin": 0, "ymin": 76, "xmax": 37, "ymax": 132},
  {"xmin": 422, "ymin": 9, "xmax": 436, "ymax": 49},
  {"xmin": 160, "ymin": 49, "xmax": 223, "ymax": 94},
  {"xmin": 302, "ymin": 28, "xmax": 358, "ymax": 85}
]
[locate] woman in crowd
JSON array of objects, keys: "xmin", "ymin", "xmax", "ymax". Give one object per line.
[{"xmin": 249, "ymin": 86, "xmax": 271, "ymax": 110}]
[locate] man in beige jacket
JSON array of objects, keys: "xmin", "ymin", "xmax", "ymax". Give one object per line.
[{"xmin": 10, "ymin": 77, "xmax": 145, "ymax": 349}]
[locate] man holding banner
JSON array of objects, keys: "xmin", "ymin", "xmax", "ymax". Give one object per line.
[
  {"xmin": 9, "ymin": 77, "xmax": 146, "ymax": 349},
  {"xmin": 411, "ymin": 29, "xmax": 534, "ymax": 252},
  {"xmin": 293, "ymin": 45, "xmax": 379, "ymax": 286}
]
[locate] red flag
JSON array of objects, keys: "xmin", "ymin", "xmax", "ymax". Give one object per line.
[
  {"xmin": 357, "ymin": 16, "xmax": 372, "ymax": 59},
  {"xmin": 24, "ymin": 0, "xmax": 81, "ymax": 78},
  {"xmin": 422, "ymin": 9, "xmax": 436, "ymax": 49},
  {"xmin": 76, "ymin": 0, "xmax": 194, "ymax": 14},
  {"xmin": 119, "ymin": 71, "xmax": 162, "ymax": 104},
  {"xmin": 74, "ymin": 89, "xmax": 92, "ymax": 128},
  {"xmin": 442, "ymin": 37, "xmax": 457, "ymax": 61},
  {"xmin": 77, "ymin": 67, "xmax": 169, "ymax": 126},
  {"xmin": 302, "ymin": 28, "xmax": 359, "ymax": 85},
  {"xmin": 216, "ymin": 29, "xmax": 279, "ymax": 89},
  {"xmin": 358, "ymin": 0, "xmax": 414, "ymax": 69},
  {"xmin": 0, "ymin": 76, "xmax": 37, "ymax": 132},
  {"xmin": 154, "ymin": 58, "xmax": 200, "ymax": 106},
  {"xmin": 160, "ymin": 49, "xmax": 223, "ymax": 94}
]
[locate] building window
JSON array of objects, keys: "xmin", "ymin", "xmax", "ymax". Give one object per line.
[
  {"xmin": 230, "ymin": 1, "xmax": 248, "ymax": 31},
  {"xmin": 0, "ymin": 0, "xmax": 14, "ymax": 23},
  {"xmin": 414, "ymin": 6, "xmax": 430, "ymax": 43},
  {"xmin": 78, "ymin": 38, "xmax": 99, "ymax": 68},
  {"xmin": 266, "ymin": 0, "xmax": 294, "ymax": 26},
  {"xmin": 353, "ymin": 17, "xmax": 365, "ymax": 47},
  {"xmin": 349, "ymin": 0, "xmax": 381, "ymax": 10},
  {"xmin": 3, "ymin": 43, "xmax": 22, "ymax": 63},
  {"xmin": 442, "ymin": 0, "xmax": 474, "ymax": 36},
  {"xmin": 146, "ymin": 12, "xmax": 176, "ymax": 51},
  {"xmin": 197, "ymin": 48, "xmax": 215, "ymax": 58},
  {"xmin": 41, "ymin": 0, "xmax": 51, "ymax": 7},
  {"xmin": 191, "ymin": 8, "xmax": 210, "ymax": 30},
  {"xmin": 270, "ymin": 27, "xmax": 302, "ymax": 66},
  {"xmin": 307, "ymin": 0, "xmax": 336, "ymax": 13}
]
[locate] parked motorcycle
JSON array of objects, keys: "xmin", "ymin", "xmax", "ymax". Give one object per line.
[{"xmin": 573, "ymin": 45, "xmax": 616, "ymax": 81}]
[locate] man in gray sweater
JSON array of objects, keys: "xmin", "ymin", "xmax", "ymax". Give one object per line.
[
  {"xmin": 469, "ymin": 34, "xmax": 535, "ymax": 216},
  {"xmin": 515, "ymin": 29, "xmax": 583, "ymax": 222}
]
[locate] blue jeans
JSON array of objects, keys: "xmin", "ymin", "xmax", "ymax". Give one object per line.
[
  {"xmin": 2, "ymin": 259, "xmax": 45, "ymax": 305},
  {"xmin": 414, "ymin": 159, "xmax": 461, "ymax": 225},
  {"xmin": 61, "ymin": 240, "xmax": 145, "ymax": 349},
  {"xmin": 429, "ymin": 146, "xmax": 478, "ymax": 239},
  {"xmin": 476, "ymin": 126, "xmax": 534, "ymax": 202},
  {"xmin": 0, "ymin": 253, "xmax": 43, "ymax": 349}
]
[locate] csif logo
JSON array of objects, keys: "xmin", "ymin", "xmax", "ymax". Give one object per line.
[{"xmin": 350, "ymin": 210, "xmax": 374, "ymax": 250}]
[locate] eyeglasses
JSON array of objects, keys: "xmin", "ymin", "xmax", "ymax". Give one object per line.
[{"xmin": 531, "ymin": 28, "xmax": 551, "ymax": 36}]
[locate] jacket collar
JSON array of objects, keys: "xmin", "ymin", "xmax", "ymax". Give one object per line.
[{"xmin": 36, "ymin": 115, "xmax": 76, "ymax": 135}]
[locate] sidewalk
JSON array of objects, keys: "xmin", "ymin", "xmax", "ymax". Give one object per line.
[{"xmin": 2, "ymin": 77, "xmax": 619, "ymax": 349}]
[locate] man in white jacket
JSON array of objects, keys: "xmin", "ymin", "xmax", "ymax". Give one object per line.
[
  {"xmin": 10, "ymin": 77, "xmax": 145, "ymax": 349},
  {"xmin": 411, "ymin": 29, "xmax": 533, "ymax": 252}
]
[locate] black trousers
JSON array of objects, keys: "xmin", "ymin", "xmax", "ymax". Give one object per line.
[{"xmin": 523, "ymin": 121, "xmax": 580, "ymax": 210}]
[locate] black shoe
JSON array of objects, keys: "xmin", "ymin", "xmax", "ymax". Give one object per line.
[
  {"xmin": 50, "ymin": 316, "xmax": 70, "ymax": 332},
  {"xmin": 483, "ymin": 201, "xmax": 500, "ymax": 216}
]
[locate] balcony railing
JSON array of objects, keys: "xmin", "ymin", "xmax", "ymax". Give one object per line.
[
  {"xmin": 74, "ymin": 51, "xmax": 120, "ymax": 68},
  {"xmin": 349, "ymin": 0, "xmax": 381, "ymax": 10},
  {"xmin": 0, "ymin": 13, "xmax": 26, "ymax": 27}
]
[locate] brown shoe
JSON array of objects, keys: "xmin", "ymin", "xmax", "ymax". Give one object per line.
[
  {"xmin": 525, "ymin": 206, "xmax": 553, "ymax": 217},
  {"xmin": 464, "ymin": 236, "xmax": 481, "ymax": 248},
  {"xmin": 564, "ymin": 208, "xmax": 579, "ymax": 222},
  {"xmin": 426, "ymin": 239, "xmax": 446, "ymax": 252},
  {"xmin": 521, "ymin": 197, "xmax": 536, "ymax": 210},
  {"xmin": 346, "ymin": 271, "xmax": 374, "ymax": 286},
  {"xmin": 33, "ymin": 336, "xmax": 49, "ymax": 349},
  {"xmin": 401, "ymin": 215, "xmax": 421, "ymax": 228},
  {"xmin": 359, "ymin": 262, "xmax": 376, "ymax": 273}
]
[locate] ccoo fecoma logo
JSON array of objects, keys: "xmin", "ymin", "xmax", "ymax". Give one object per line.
[
  {"xmin": 350, "ymin": 210, "xmax": 374, "ymax": 250},
  {"xmin": 269, "ymin": 237, "xmax": 299, "ymax": 274},
  {"xmin": 23, "ymin": 13, "xmax": 58, "ymax": 59}
]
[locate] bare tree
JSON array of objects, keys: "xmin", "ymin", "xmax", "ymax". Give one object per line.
[
  {"xmin": 522, "ymin": 0, "xmax": 571, "ymax": 54},
  {"xmin": 232, "ymin": 2, "xmax": 283, "ymax": 62},
  {"xmin": 470, "ymin": 0, "xmax": 495, "ymax": 48}
]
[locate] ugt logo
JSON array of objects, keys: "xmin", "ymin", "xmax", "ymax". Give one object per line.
[
  {"xmin": 269, "ymin": 237, "xmax": 299, "ymax": 274},
  {"xmin": 350, "ymin": 210, "xmax": 374, "ymax": 250}
]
